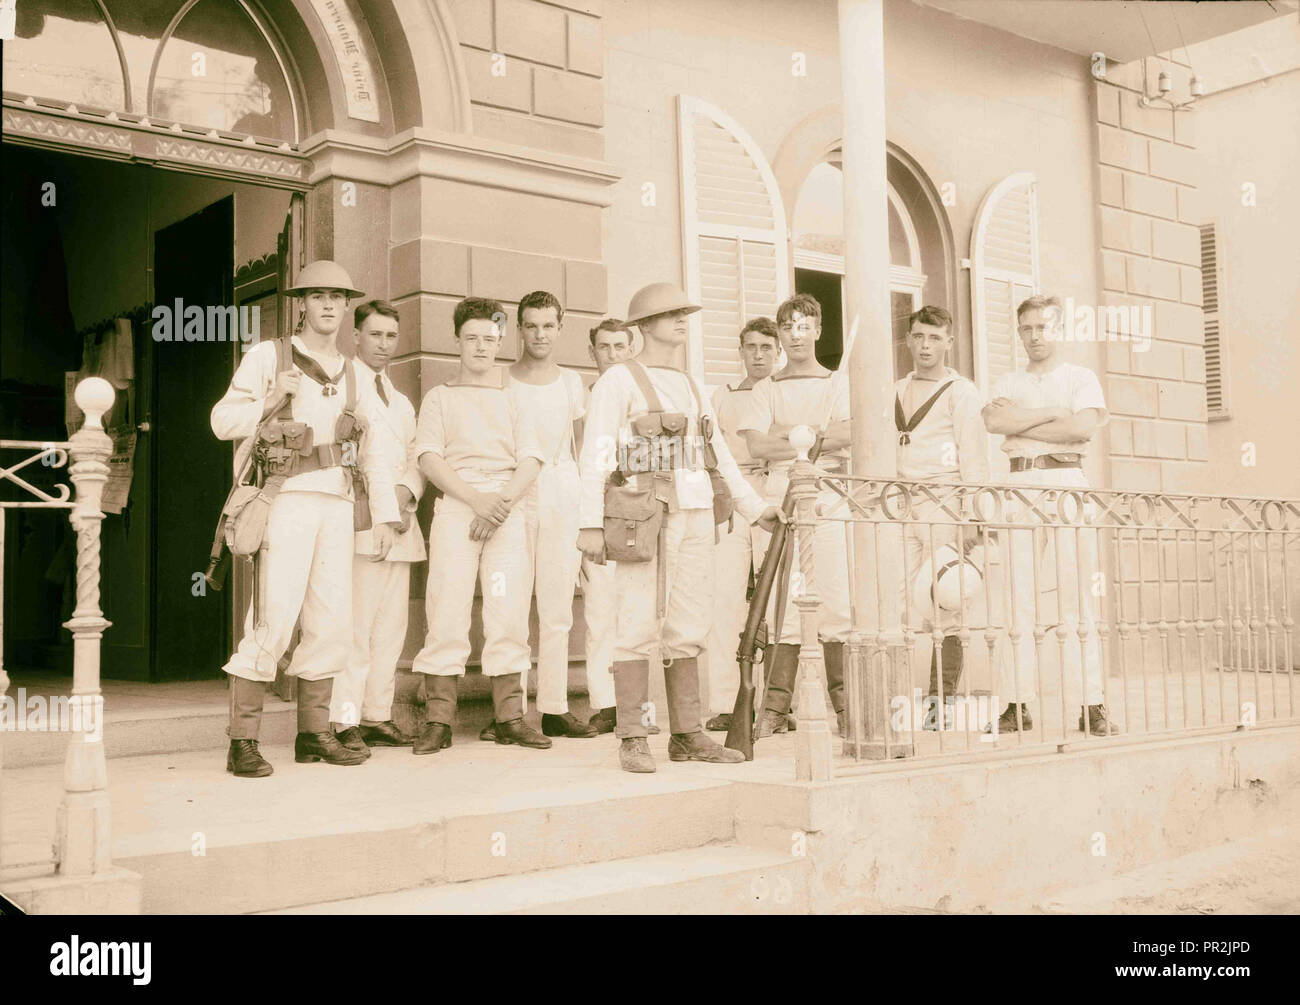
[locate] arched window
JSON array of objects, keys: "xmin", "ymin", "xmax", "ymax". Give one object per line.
[
  {"xmin": 791, "ymin": 146, "xmax": 957, "ymax": 377},
  {"xmin": 3, "ymin": 0, "xmax": 299, "ymax": 144}
]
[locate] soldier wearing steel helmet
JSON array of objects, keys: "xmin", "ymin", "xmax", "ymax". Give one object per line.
[
  {"xmin": 211, "ymin": 260, "xmax": 404, "ymax": 777},
  {"xmin": 576, "ymin": 282, "xmax": 781, "ymax": 773}
]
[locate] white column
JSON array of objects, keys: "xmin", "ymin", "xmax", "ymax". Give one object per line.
[{"xmin": 839, "ymin": 0, "xmax": 908, "ymax": 757}]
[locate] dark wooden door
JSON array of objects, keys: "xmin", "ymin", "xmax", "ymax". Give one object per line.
[{"xmin": 150, "ymin": 197, "xmax": 236, "ymax": 680}]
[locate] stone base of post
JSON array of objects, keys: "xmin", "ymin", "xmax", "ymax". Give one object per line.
[
  {"xmin": 857, "ymin": 637, "xmax": 914, "ymax": 760},
  {"xmin": 794, "ymin": 641, "xmax": 834, "ymax": 781},
  {"xmin": 2, "ymin": 866, "xmax": 142, "ymax": 914}
]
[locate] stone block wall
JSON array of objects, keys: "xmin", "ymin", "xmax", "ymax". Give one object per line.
[{"xmin": 1095, "ymin": 55, "xmax": 1210, "ymax": 495}]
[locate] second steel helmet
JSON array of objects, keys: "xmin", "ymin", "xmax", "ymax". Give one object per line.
[
  {"xmin": 625, "ymin": 282, "xmax": 701, "ymax": 325},
  {"xmin": 285, "ymin": 260, "xmax": 365, "ymax": 300}
]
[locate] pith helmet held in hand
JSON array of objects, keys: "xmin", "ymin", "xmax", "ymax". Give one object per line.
[
  {"xmin": 626, "ymin": 283, "xmax": 701, "ymax": 326},
  {"xmin": 285, "ymin": 260, "xmax": 365, "ymax": 300}
]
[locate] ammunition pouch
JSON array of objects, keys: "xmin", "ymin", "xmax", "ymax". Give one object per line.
[
  {"xmin": 603, "ymin": 471, "xmax": 666, "ymax": 563},
  {"xmin": 224, "ymin": 476, "xmax": 286, "ymax": 557}
]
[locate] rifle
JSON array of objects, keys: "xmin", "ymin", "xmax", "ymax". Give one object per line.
[
  {"xmin": 724, "ymin": 435, "xmax": 822, "ymax": 760},
  {"xmin": 724, "ymin": 315, "xmax": 860, "ymax": 759}
]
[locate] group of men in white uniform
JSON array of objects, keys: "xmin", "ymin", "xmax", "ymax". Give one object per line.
[{"xmin": 211, "ymin": 260, "xmax": 1117, "ymax": 780}]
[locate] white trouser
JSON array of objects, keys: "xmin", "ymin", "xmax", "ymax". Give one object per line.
[
  {"xmin": 614, "ymin": 507, "xmax": 714, "ymax": 662},
  {"xmin": 524, "ymin": 462, "xmax": 585, "ymax": 714},
  {"xmin": 902, "ymin": 500, "xmax": 962, "ymax": 634},
  {"xmin": 413, "ymin": 492, "xmax": 531, "ymax": 678},
  {"xmin": 580, "ymin": 557, "xmax": 618, "ymax": 710},
  {"xmin": 704, "ymin": 517, "xmax": 769, "ymax": 715},
  {"xmin": 225, "ymin": 490, "xmax": 352, "ymax": 683},
  {"xmin": 756, "ymin": 489, "xmax": 851, "ymax": 645},
  {"xmin": 1003, "ymin": 467, "xmax": 1105, "ymax": 706},
  {"xmin": 331, "ymin": 558, "xmax": 411, "ymax": 726}
]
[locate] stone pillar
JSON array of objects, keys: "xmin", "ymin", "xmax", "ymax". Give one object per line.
[
  {"xmin": 838, "ymin": 0, "xmax": 908, "ymax": 754},
  {"xmin": 55, "ymin": 378, "xmax": 114, "ymax": 877},
  {"xmin": 790, "ymin": 427, "xmax": 834, "ymax": 782}
]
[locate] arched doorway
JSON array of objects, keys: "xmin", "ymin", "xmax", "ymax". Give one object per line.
[{"xmin": 790, "ymin": 144, "xmax": 961, "ymax": 377}]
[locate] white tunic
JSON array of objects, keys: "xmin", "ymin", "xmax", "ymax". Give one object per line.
[
  {"xmin": 508, "ymin": 368, "xmax": 585, "ymax": 467},
  {"xmin": 578, "ymin": 363, "xmax": 766, "ymax": 529},
  {"xmin": 990, "ymin": 362, "xmax": 1109, "ymax": 460},
  {"xmin": 737, "ymin": 370, "xmax": 851, "ymax": 499},
  {"xmin": 893, "ymin": 367, "xmax": 989, "ymax": 483},
  {"xmin": 210, "ymin": 335, "xmax": 398, "ymax": 525}
]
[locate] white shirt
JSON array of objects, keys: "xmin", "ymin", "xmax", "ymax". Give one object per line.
[
  {"xmin": 894, "ymin": 368, "xmax": 989, "ymax": 483},
  {"xmin": 509, "ymin": 368, "xmax": 585, "ymax": 467},
  {"xmin": 990, "ymin": 362, "xmax": 1109, "ymax": 459},
  {"xmin": 355, "ymin": 364, "xmax": 425, "ymax": 562},
  {"xmin": 578, "ymin": 362, "xmax": 766, "ymax": 530},
  {"xmin": 210, "ymin": 335, "xmax": 398, "ymax": 526},
  {"xmin": 738, "ymin": 370, "xmax": 851, "ymax": 499},
  {"xmin": 415, "ymin": 367, "xmax": 545, "ymax": 488}
]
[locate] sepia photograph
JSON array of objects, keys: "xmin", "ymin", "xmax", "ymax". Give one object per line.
[{"xmin": 0, "ymin": 0, "xmax": 1296, "ymax": 959}]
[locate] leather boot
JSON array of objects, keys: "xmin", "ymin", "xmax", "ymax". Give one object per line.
[
  {"xmin": 414, "ymin": 721, "xmax": 452, "ymax": 755},
  {"xmin": 226, "ymin": 739, "xmax": 273, "ymax": 778},
  {"xmin": 612, "ymin": 659, "xmax": 652, "ymax": 737},
  {"xmin": 228, "ymin": 675, "xmax": 266, "ymax": 740},
  {"xmin": 619, "ymin": 737, "xmax": 656, "ymax": 773},
  {"xmin": 1079, "ymin": 704, "xmax": 1121, "ymax": 736},
  {"xmin": 333, "ymin": 725, "xmax": 372, "ymax": 758},
  {"xmin": 924, "ymin": 636, "xmax": 964, "ymax": 732},
  {"xmin": 761, "ymin": 643, "xmax": 801, "ymax": 718},
  {"xmin": 668, "ymin": 731, "xmax": 745, "ymax": 763},
  {"xmin": 989, "ymin": 703, "xmax": 1032, "ymax": 734},
  {"xmin": 358, "ymin": 720, "xmax": 412, "ymax": 746},
  {"xmin": 705, "ymin": 712, "xmax": 732, "ymax": 732},
  {"xmin": 542, "ymin": 711, "xmax": 599, "ymax": 738},
  {"xmin": 823, "ymin": 641, "xmax": 845, "ymax": 732},
  {"xmin": 495, "ymin": 718, "xmax": 552, "ymax": 748},
  {"xmin": 295, "ymin": 730, "xmax": 368, "ymax": 765},
  {"xmin": 589, "ymin": 706, "xmax": 617, "ymax": 734},
  {"xmin": 662, "ymin": 656, "xmax": 703, "ymax": 736}
]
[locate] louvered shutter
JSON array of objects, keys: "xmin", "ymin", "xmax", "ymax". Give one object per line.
[
  {"xmin": 971, "ymin": 173, "xmax": 1040, "ymax": 396},
  {"xmin": 1200, "ymin": 223, "xmax": 1227, "ymax": 419},
  {"xmin": 678, "ymin": 96, "xmax": 789, "ymax": 390}
]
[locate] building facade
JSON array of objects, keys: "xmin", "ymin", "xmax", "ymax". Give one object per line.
[{"xmin": 3, "ymin": 0, "xmax": 1297, "ymax": 685}]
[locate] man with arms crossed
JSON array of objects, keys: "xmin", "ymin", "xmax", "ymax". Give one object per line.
[{"xmin": 981, "ymin": 294, "xmax": 1120, "ymax": 736}]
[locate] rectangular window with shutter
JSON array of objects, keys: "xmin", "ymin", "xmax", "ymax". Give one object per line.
[{"xmin": 1200, "ymin": 222, "xmax": 1228, "ymax": 420}]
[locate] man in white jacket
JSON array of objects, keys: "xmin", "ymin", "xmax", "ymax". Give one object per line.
[
  {"xmin": 329, "ymin": 300, "xmax": 425, "ymax": 755},
  {"xmin": 210, "ymin": 261, "xmax": 399, "ymax": 778}
]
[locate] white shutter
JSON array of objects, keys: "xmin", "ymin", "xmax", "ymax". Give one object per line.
[
  {"xmin": 1200, "ymin": 222, "xmax": 1228, "ymax": 419},
  {"xmin": 971, "ymin": 172, "xmax": 1040, "ymax": 397},
  {"xmin": 678, "ymin": 95, "xmax": 789, "ymax": 390}
]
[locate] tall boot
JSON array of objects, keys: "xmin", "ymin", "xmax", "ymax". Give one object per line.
[
  {"xmin": 612, "ymin": 659, "xmax": 652, "ymax": 738},
  {"xmin": 822, "ymin": 641, "xmax": 846, "ymax": 736},
  {"xmin": 662, "ymin": 656, "xmax": 703, "ymax": 736},
  {"xmin": 759, "ymin": 643, "xmax": 800, "ymax": 737},
  {"xmin": 295, "ymin": 677, "xmax": 367, "ymax": 765},
  {"xmin": 493, "ymin": 673, "xmax": 551, "ymax": 748},
  {"xmin": 414, "ymin": 674, "xmax": 456, "ymax": 754},
  {"xmin": 924, "ymin": 635, "xmax": 964, "ymax": 732},
  {"xmin": 227, "ymin": 676, "xmax": 272, "ymax": 777}
]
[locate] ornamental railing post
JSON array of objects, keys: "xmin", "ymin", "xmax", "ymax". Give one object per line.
[
  {"xmin": 55, "ymin": 378, "xmax": 115, "ymax": 877},
  {"xmin": 790, "ymin": 427, "xmax": 834, "ymax": 781}
]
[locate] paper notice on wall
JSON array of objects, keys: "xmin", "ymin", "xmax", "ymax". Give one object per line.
[
  {"xmin": 309, "ymin": 0, "xmax": 381, "ymax": 123},
  {"xmin": 101, "ymin": 431, "xmax": 137, "ymax": 515}
]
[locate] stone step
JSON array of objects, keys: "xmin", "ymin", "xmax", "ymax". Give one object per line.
[
  {"xmin": 4, "ymin": 668, "xmax": 601, "ymax": 768},
  {"xmin": 262, "ymin": 844, "xmax": 809, "ymax": 915},
  {"xmin": 3, "ymin": 737, "xmax": 751, "ymax": 914}
]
